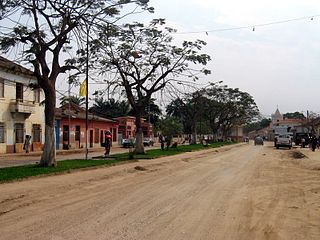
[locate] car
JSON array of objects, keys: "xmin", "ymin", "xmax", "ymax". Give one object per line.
[
  {"xmin": 143, "ymin": 137, "xmax": 154, "ymax": 146},
  {"xmin": 274, "ymin": 134, "xmax": 292, "ymax": 149},
  {"xmin": 254, "ymin": 136, "xmax": 264, "ymax": 145},
  {"xmin": 121, "ymin": 138, "xmax": 135, "ymax": 148}
]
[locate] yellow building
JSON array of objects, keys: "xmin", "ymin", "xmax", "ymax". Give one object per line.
[{"xmin": 0, "ymin": 56, "xmax": 45, "ymax": 153}]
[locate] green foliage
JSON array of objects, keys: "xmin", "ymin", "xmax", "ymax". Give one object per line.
[
  {"xmin": 205, "ymin": 83, "xmax": 259, "ymax": 136},
  {"xmin": 243, "ymin": 118, "xmax": 271, "ymax": 134},
  {"xmin": 283, "ymin": 112, "xmax": 306, "ymax": 119},
  {"xmin": 129, "ymin": 98, "xmax": 162, "ymax": 124},
  {"xmin": 90, "ymin": 98, "xmax": 130, "ymax": 119},
  {"xmin": 166, "ymin": 91, "xmax": 208, "ymax": 135},
  {"xmin": 167, "ymin": 83, "xmax": 259, "ymax": 138},
  {"xmin": 157, "ymin": 117, "xmax": 183, "ymax": 138},
  {"xmin": 60, "ymin": 95, "xmax": 85, "ymax": 106}
]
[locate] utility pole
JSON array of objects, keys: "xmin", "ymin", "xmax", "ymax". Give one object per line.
[{"xmin": 85, "ymin": 26, "xmax": 89, "ymax": 160}]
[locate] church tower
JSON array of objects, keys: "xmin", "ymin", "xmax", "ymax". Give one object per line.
[{"xmin": 271, "ymin": 107, "xmax": 283, "ymax": 124}]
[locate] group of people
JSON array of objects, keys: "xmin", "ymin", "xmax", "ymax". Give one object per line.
[
  {"xmin": 159, "ymin": 134, "xmax": 170, "ymax": 150},
  {"xmin": 23, "ymin": 131, "xmax": 113, "ymax": 156}
]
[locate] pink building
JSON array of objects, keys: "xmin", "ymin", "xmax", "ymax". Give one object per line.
[{"xmin": 56, "ymin": 103, "xmax": 118, "ymax": 149}]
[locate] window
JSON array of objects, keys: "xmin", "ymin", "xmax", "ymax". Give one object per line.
[
  {"xmin": 75, "ymin": 125, "xmax": 80, "ymax": 141},
  {"xmin": 0, "ymin": 78, "xmax": 4, "ymax": 98},
  {"xmin": 34, "ymin": 88, "xmax": 40, "ymax": 103},
  {"xmin": 113, "ymin": 128, "xmax": 117, "ymax": 142},
  {"xmin": 16, "ymin": 82, "xmax": 23, "ymax": 101},
  {"xmin": 0, "ymin": 122, "xmax": 5, "ymax": 143},
  {"xmin": 32, "ymin": 124, "xmax": 41, "ymax": 142},
  {"xmin": 15, "ymin": 123, "xmax": 24, "ymax": 143}
]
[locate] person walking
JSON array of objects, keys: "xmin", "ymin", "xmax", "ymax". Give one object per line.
[
  {"xmin": 311, "ymin": 135, "xmax": 317, "ymax": 152},
  {"xmin": 165, "ymin": 136, "xmax": 171, "ymax": 150},
  {"xmin": 104, "ymin": 130, "xmax": 112, "ymax": 156},
  {"xmin": 24, "ymin": 135, "xmax": 31, "ymax": 153}
]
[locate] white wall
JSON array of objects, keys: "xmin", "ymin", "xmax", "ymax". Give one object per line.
[{"xmin": 0, "ymin": 69, "xmax": 45, "ymax": 153}]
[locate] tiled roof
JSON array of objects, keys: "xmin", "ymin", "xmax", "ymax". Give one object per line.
[
  {"xmin": 0, "ymin": 56, "xmax": 34, "ymax": 77},
  {"xmin": 56, "ymin": 103, "xmax": 116, "ymax": 123}
]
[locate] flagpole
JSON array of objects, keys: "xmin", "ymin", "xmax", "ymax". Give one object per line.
[{"xmin": 85, "ymin": 25, "xmax": 89, "ymax": 160}]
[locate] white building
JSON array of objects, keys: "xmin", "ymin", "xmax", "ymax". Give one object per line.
[
  {"xmin": 271, "ymin": 108, "xmax": 283, "ymax": 124},
  {"xmin": 0, "ymin": 56, "xmax": 45, "ymax": 153}
]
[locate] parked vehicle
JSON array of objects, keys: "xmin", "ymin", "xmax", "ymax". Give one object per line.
[
  {"xmin": 293, "ymin": 132, "xmax": 310, "ymax": 147},
  {"xmin": 274, "ymin": 134, "xmax": 292, "ymax": 149},
  {"xmin": 143, "ymin": 137, "xmax": 154, "ymax": 147},
  {"xmin": 121, "ymin": 138, "xmax": 135, "ymax": 148},
  {"xmin": 254, "ymin": 136, "xmax": 264, "ymax": 145}
]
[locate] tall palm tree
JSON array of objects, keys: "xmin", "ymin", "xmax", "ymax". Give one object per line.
[
  {"xmin": 90, "ymin": 98, "xmax": 130, "ymax": 119},
  {"xmin": 60, "ymin": 95, "xmax": 85, "ymax": 106}
]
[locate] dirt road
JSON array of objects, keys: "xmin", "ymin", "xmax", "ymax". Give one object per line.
[{"xmin": 1, "ymin": 143, "xmax": 320, "ymax": 240}]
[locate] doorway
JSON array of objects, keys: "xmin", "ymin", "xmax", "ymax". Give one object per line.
[
  {"xmin": 89, "ymin": 129, "xmax": 93, "ymax": 148},
  {"xmin": 62, "ymin": 125, "xmax": 69, "ymax": 149}
]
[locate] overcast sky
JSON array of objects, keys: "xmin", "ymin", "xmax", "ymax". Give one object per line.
[{"xmin": 137, "ymin": 0, "xmax": 320, "ymax": 117}]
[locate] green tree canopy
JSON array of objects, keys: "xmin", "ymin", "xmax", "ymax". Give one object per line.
[
  {"xmin": 90, "ymin": 98, "xmax": 130, "ymax": 119},
  {"xmin": 60, "ymin": 95, "xmax": 85, "ymax": 106},
  {"xmin": 205, "ymin": 83, "xmax": 259, "ymax": 138},
  {"xmin": 157, "ymin": 117, "xmax": 183, "ymax": 140},
  {"xmin": 87, "ymin": 19, "xmax": 211, "ymax": 153},
  {"xmin": 283, "ymin": 112, "xmax": 306, "ymax": 119}
]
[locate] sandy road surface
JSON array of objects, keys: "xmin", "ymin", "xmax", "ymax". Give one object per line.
[{"xmin": 0, "ymin": 143, "xmax": 320, "ymax": 240}]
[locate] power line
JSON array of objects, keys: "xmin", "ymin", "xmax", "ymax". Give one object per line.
[{"xmin": 175, "ymin": 14, "xmax": 320, "ymax": 35}]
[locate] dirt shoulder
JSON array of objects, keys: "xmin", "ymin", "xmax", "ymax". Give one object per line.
[{"xmin": 0, "ymin": 143, "xmax": 320, "ymax": 240}]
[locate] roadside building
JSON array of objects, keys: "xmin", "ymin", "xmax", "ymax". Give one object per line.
[
  {"xmin": 268, "ymin": 108, "xmax": 306, "ymax": 140},
  {"xmin": 0, "ymin": 56, "xmax": 45, "ymax": 153},
  {"xmin": 115, "ymin": 116, "xmax": 154, "ymax": 143},
  {"xmin": 306, "ymin": 117, "xmax": 320, "ymax": 136},
  {"xmin": 56, "ymin": 103, "xmax": 118, "ymax": 150},
  {"xmin": 227, "ymin": 125, "xmax": 244, "ymax": 142},
  {"xmin": 115, "ymin": 116, "xmax": 136, "ymax": 141},
  {"xmin": 142, "ymin": 120, "xmax": 153, "ymax": 138}
]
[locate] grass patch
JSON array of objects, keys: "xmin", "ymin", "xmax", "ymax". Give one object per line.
[
  {"xmin": 111, "ymin": 141, "xmax": 232, "ymax": 160},
  {"xmin": 0, "ymin": 141, "xmax": 233, "ymax": 183},
  {"xmin": 0, "ymin": 158, "xmax": 132, "ymax": 183}
]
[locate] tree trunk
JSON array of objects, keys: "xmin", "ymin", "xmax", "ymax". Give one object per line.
[
  {"xmin": 39, "ymin": 84, "xmax": 57, "ymax": 167},
  {"xmin": 134, "ymin": 111, "xmax": 145, "ymax": 154},
  {"xmin": 191, "ymin": 121, "xmax": 197, "ymax": 144}
]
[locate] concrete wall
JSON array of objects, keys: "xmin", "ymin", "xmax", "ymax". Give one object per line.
[{"xmin": 58, "ymin": 117, "xmax": 119, "ymax": 150}]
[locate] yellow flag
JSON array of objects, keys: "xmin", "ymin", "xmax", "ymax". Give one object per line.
[{"xmin": 79, "ymin": 79, "xmax": 87, "ymax": 97}]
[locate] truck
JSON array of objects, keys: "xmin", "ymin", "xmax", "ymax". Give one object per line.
[{"xmin": 273, "ymin": 126, "xmax": 293, "ymax": 149}]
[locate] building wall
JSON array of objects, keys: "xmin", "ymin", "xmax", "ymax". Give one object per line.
[
  {"xmin": 0, "ymin": 70, "xmax": 45, "ymax": 153},
  {"xmin": 116, "ymin": 117, "xmax": 136, "ymax": 139},
  {"xmin": 228, "ymin": 125, "xmax": 244, "ymax": 142},
  {"xmin": 57, "ymin": 117, "xmax": 118, "ymax": 149}
]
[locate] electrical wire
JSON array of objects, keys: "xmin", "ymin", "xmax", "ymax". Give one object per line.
[{"xmin": 175, "ymin": 14, "xmax": 320, "ymax": 35}]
